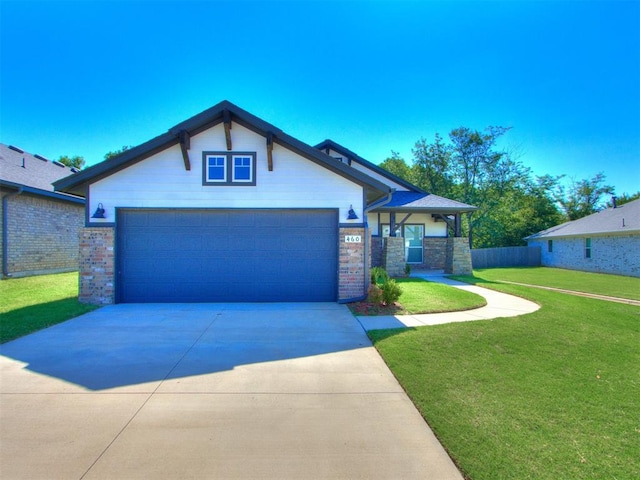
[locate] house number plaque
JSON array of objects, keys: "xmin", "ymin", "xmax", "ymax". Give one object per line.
[{"xmin": 344, "ymin": 235, "xmax": 362, "ymax": 243}]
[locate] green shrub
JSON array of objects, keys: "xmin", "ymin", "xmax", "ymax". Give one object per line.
[
  {"xmin": 370, "ymin": 266, "xmax": 390, "ymax": 286},
  {"xmin": 367, "ymin": 284, "xmax": 384, "ymax": 304},
  {"xmin": 381, "ymin": 279, "xmax": 402, "ymax": 305}
]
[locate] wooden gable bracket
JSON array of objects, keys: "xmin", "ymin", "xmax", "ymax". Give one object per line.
[
  {"xmin": 179, "ymin": 129, "xmax": 191, "ymax": 171},
  {"xmin": 266, "ymin": 132, "xmax": 274, "ymax": 171},
  {"xmin": 223, "ymin": 109, "xmax": 232, "ymax": 150}
]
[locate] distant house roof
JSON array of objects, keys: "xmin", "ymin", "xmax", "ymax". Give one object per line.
[
  {"xmin": 0, "ymin": 144, "xmax": 84, "ymax": 204},
  {"xmin": 53, "ymin": 100, "xmax": 392, "ymax": 203},
  {"xmin": 314, "ymin": 139, "xmax": 477, "ymax": 214},
  {"xmin": 525, "ymin": 198, "xmax": 640, "ymax": 239}
]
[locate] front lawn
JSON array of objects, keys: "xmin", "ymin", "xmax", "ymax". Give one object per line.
[
  {"xmin": 369, "ymin": 272, "xmax": 640, "ymax": 479},
  {"xmin": 349, "ymin": 277, "xmax": 486, "ymax": 315},
  {"xmin": 0, "ymin": 272, "xmax": 98, "ymax": 343},
  {"xmin": 472, "ymin": 266, "xmax": 640, "ymax": 300}
]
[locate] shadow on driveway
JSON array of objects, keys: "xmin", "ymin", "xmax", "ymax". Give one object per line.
[{"xmin": 0, "ymin": 303, "xmax": 370, "ymax": 391}]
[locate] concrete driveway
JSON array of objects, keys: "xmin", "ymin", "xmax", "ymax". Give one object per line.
[{"xmin": 0, "ymin": 303, "xmax": 462, "ymax": 480}]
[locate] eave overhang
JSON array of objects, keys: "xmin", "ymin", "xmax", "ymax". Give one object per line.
[
  {"xmin": 1, "ymin": 179, "xmax": 85, "ymax": 204},
  {"xmin": 53, "ymin": 101, "xmax": 392, "ymax": 201}
]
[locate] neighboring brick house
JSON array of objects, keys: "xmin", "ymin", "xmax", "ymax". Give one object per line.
[
  {"xmin": 526, "ymin": 198, "xmax": 640, "ymax": 277},
  {"xmin": 1, "ymin": 144, "xmax": 85, "ymax": 278},
  {"xmin": 53, "ymin": 101, "xmax": 475, "ymax": 305}
]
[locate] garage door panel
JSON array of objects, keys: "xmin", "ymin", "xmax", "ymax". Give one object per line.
[{"xmin": 117, "ymin": 209, "xmax": 338, "ymax": 303}]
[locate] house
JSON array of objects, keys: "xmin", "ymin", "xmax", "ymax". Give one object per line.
[
  {"xmin": 53, "ymin": 101, "xmax": 476, "ymax": 305},
  {"xmin": 0, "ymin": 143, "xmax": 85, "ymax": 278},
  {"xmin": 525, "ymin": 198, "xmax": 640, "ymax": 277}
]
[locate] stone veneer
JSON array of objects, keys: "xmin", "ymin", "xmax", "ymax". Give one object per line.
[
  {"xmin": 0, "ymin": 190, "xmax": 84, "ymax": 278},
  {"xmin": 79, "ymin": 227, "xmax": 115, "ymax": 305},
  {"xmin": 383, "ymin": 236, "xmax": 406, "ymax": 277},
  {"xmin": 338, "ymin": 226, "xmax": 367, "ymax": 301},
  {"xmin": 444, "ymin": 237, "xmax": 473, "ymax": 275}
]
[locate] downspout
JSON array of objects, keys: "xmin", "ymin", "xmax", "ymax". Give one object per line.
[
  {"xmin": 2, "ymin": 187, "xmax": 23, "ymax": 278},
  {"xmin": 363, "ymin": 189, "xmax": 394, "ymax": 295}
]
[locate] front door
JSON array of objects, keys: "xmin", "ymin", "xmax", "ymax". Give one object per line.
[{"xmin": 404, "ymin": 224, "xmax": 424, "ymax": 264}]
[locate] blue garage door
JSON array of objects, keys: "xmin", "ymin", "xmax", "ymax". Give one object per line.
[{"xmin": 117, "ymin": 209, "xmax": 338, "ymax": 303}]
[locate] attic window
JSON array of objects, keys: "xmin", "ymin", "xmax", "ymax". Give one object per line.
[{"xmin": 203, "ymin": 151, "xmax": 256, "ymax": 186}]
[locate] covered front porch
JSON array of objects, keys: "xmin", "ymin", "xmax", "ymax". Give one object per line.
[{"xmin": 368, "ymin": 191, "xmax": 477, "ymax": 276}]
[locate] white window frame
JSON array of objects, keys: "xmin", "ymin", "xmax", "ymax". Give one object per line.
[
  {"xmin": 232, "ymin": 155, "xmax": 253, "ymax": 183},
  {"xmin": 205, "ymin": 155, "xmax": 227, "ymax": 183}
]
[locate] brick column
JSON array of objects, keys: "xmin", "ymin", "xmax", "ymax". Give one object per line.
[
  {"xmin": 383, "ymin": 236, "xmax": 405, "ymax": 277},
  {"xmin": 339, "ymin": 226, "xmax": 366, "ymax": 301},
  {"xmin": 79, "ymin": 227, "xmax": 115, "ymax": 305},
  {"xmin": 444, "ymin": 237, "xmax": 472, "ymax": 275}
]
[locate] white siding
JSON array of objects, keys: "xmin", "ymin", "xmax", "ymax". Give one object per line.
[
  {"xmin": 89, "ymin": 123, "xmax": 364, "ymax": 222},
  {"xmin": 367, "ymin": 212, "xmax": 447, "ymax": 236},
  {"xmin": 324, "ymin": 149, "xmax": 409, "ymax": 192}
]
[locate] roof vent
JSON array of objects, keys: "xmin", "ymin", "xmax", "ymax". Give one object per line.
[
  {"xmin": 34, "ymin": 154, "xmax": 49, "ymax": 162},
  {"xmin": 71, "ymin": 167, "xmax": 79, "ymax": 173},
  {"xmin": 612, "ymin": 196, "xmax": 617, "ymax": 208},
  {"xmin": 52, "ymin": 160, "xmax": 66, "ymax": 168},
  {"xmin": 8, "ymin": 145, "xmax": 24, "ymax": 153}
]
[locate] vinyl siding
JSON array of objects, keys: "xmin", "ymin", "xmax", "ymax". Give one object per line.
[
  {"xmin": 367, "ymin": 212, "xmax": 447, "ymax": 236},
  {"xmin": 89, "ymin": 123, "xmax": 364, "ymax": 222}
]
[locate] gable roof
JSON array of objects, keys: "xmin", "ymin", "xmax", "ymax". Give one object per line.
[
  {"xmin": 53, "ymin": 101, "xmax": 392, "ymax": 202},
  {"xmin": 314, "ymin": 139, "xmax": 425, "ymax": 194},
  {"xmin": 314, "ymin": 139, "xmax": 477, "ymax": 213},
  {"xmin": 525, "ymin": 198, "xmax": 640, "ymax": 239},
  {"xmin": 0, "ymin": 143, "xmax": 84, "ymax": 204}
]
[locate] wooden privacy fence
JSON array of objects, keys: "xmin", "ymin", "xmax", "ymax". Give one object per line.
[{"xmin": 471, "ymin": 246, "xmax": 541, "ymax": 269}]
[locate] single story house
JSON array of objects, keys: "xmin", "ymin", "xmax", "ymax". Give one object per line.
[
  {"xmin": 525, "ymin": 198, "xmax": 640, "ymax": 277},
  {"xmin": 54, "ymin": 101, "xmax": 476, "ymax": 304},
  {"xmin": 1, "ymin": 143, "xmax": 84, "ymax": 278}
]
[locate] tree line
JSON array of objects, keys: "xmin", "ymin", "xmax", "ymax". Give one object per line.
[{"xmin": 380, "ymin": 127, "xmax": 639, "ymax": 248}]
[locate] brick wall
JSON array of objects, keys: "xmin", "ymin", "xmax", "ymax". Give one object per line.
[
  {"xmin": 422, "ymin": 237, "xmax": 447, "ymax": 269},
  {"xmin": 339, "ymin": 226, "xmax": 367, "ymax": 301},
  {"xmin": 530, "ymin": 234, "xmax": 640, "ymax": 277},
  {"xmin": 1, "ymin": 190, "xmax": 84, "ymax": 278},
  {"xmin": 79, "ymin": 227, "xmax": 115, "ymax": 304},
  {"xmin": 371, "ymin": 236, "xmax": 447, "ymax": 270}
]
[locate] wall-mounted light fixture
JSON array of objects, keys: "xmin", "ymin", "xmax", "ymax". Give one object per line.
[
  {"xmin": 347, "ymin": 205, "xmax": 358, "ymax": 220},
  {"xmin": 91, "ymin": 203, "xmax": 106, "ymax": 219}
]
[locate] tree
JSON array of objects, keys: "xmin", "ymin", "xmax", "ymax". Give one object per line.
[
  {"xmin": 556, "ymin": 172, "xmax": 614, "ymax": 220},
  {"xmin": 447, "ymin": 126, "xmax": 514, "ymax": 247},
  {"xmin": 104, "ymin": 145, "xmax": 132, "ymax": 161},
  {"xmin": 412, "ymin": 133, "xmax": 454, "ymax": 196},
  {"xmin": 379, "ymin": 151, "xmax": 414, "ymax": 183},
  {"xmin": 606, "ymin": 191, "xmax": 640, "ymax": 208},
  {"xmin": 57, "ymin": 155, "xmax": 85, "ymax": 170}
]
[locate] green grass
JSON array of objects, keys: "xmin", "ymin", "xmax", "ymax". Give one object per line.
[
  {"xmin": 472, "ymin": 266, "xmax": 640, "ymax": 300},
  {"xmin": 369, "ymin": 272, "xmax": 640, "ymax": 480},
  {"xmin": 0, "ymin": 272, "xmax": 98, "ymax": 343},
  {"xmin": 395, "ymin": 278, "xmax": 486, "ymax": 313},
  {"xmin": 349, "ymin": 278, "xmax": 486, "ymax": 315}
]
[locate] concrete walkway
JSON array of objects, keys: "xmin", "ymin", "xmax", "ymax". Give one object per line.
[
  {"xmin": 358, "ymin": 272, "xmax": 541, "ymax": 331},
  {"xmin": 0, "ymin": 303, "xmax": 463, "ymax": 480}
]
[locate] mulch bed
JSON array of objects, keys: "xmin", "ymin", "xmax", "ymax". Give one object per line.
[{"xmin": 347, "ymin": 301, "xmax": 405, "ymax": 316}]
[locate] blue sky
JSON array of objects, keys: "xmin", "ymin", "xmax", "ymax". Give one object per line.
[{"xmin": 1, "ymin": 0, "xmax": 639, "ymax": 195}]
